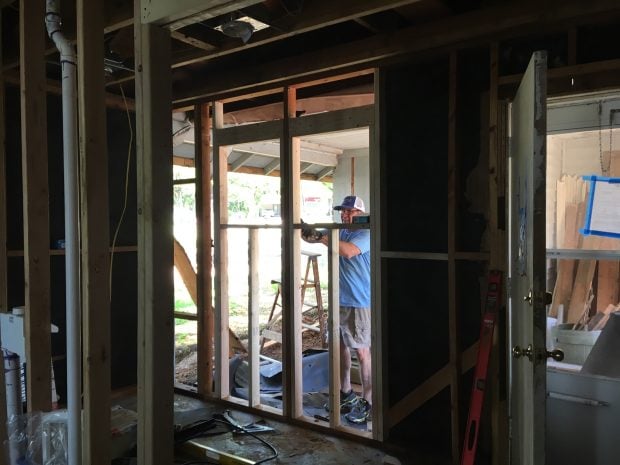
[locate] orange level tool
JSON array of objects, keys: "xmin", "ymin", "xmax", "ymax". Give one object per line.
[{"xmin": 461, "ymin": 270, "xmax": 502, "ymax": 465}]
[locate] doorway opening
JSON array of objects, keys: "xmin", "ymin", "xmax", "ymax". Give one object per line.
[{"xmin": 546, "ymin": 92, "xmax": 620, "ymax": 465}]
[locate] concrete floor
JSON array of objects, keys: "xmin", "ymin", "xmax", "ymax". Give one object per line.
[{"xmin": 172, "ymin": 395, "xmax": 390, "ymax": 465}]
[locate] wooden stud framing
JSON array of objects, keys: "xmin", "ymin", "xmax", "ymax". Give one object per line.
[
  {"xmin": 212, "ymin": 101, "xmax": 231, "ymax": 398},
  {"xmin": 327, "ymin": 229, "xmax": 341, "ymax": 428},
  {"xmin": 488, "ymin": 42, "xmax": 508, "ymax": 465},
  {"xmin": 248, "ymin": 228, "xmax": 260, "ymax": 407},
  {"xmin": 281, "ymin": 87, "xmax": 303, "ymax": 418},
  {"xmin": 20, "ymin": 0, "xmax": 52, "ymax": 413},
  {"xmin": 134, "ymin": 6, "xmax": 174, "ymax": 464},
  {"xmin": 196, "ymin": 103, "xmax": 214, "ymax": 396},
  {"xmin": 0, "ymin": 8, "xmax": 7, "ymax": 316},
  {"xmin": 0, "ymin": 8, "xmax": 8, "ymax": 463},
  {"xmin": 447, "ymin": 51, "xmax": 461, "ymax": 464},
  {"xmin": 78, "ymin": 0, "xmax": 111, "ymax": 462},
  {"xmin": 370, "ymin": 68, "xmax": 385, "ymax": 441}
]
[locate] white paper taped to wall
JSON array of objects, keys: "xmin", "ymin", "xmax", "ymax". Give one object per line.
[{"xmin": 581, "ymin": 175, "xmax": 620, "ymax": 238}]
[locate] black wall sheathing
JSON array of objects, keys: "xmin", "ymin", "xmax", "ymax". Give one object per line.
[
  {"xmin": 4, "ymin": 87, "xmax": 138, "ymax": 401},
  {"xmin": 383, "ymin": 57, "xmax": 449, "ymax": 253},
  {"xmin": 456, "ymin": 261, "xmax": 485, "ymax": 353},
  {"xmin": 109, "ymin": 252, "xmax": 138, "ymax": 389},
  {"xmin": 390, "ymin": 386, "xmax": 452, "ymax": 462},
  {"xmin": 456, "ymin": 48, "xmax": 489, "ymax": 253},
  {"xmin": 107, "ymin": 106, "xmax": 138, "ymax": 246},
  {"xmin": 499, "ymin": 33, "xmax": 568, "ymax": 76},
  {"xmin": 385, "ymin": 259, "xmax": 449, "ymax": 404},
  {"xmin": 381, "ymin": 52, "xmax": 494, "ymax": 456},
  {"xmin": 5, "ymin": 88, "xmax": 23, "ymax": 250}
]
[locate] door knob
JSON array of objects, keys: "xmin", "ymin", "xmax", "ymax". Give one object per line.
[
  {"xmin": 546, "ymin": 348, "xmax": 564, "ymax": 362},
  {"xmin": 523, "ymin": 290, "xmax": 533, "ymax": 305},
  {"xmin": 512, "ymin": 344, "xmax": 533, "ymax": 361}
]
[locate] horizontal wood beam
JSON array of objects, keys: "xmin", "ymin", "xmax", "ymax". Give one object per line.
[
  {"xmin": 174, "ymin": 0, "xmax": 620, "ymax": 102},
  {"xmin": 215, "ymin": 119, "xmax": 282, "ymax": 146},
  {"xmin": 499, "ymin": 57, "xmax": 620, "ymax": 86},
  {"xmin": 172, "ymin": 156, "xmax": 333, "ymax": 181},
  {"xmin": 171, "ymin": 30, "xmax": 217, "ymax": 52},
  {"xmin": 3, "ymin": 72, "xmax": 135, "ymax": 111},
  {"xmin": 173, "ymin": 156, "xmax": 195, "ymax": 167},
  {"xmin": 232, "ymin": 142, "xmax": 338, "ymax": 166}
]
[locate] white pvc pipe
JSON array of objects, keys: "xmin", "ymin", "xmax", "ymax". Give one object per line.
[
  {"xmin": 45, "ymin": 2, "xmax": 81, "ymax": 465},
  {"xmin": 3, "ymin": 350, "xmax": 22, "ymax": 465}
]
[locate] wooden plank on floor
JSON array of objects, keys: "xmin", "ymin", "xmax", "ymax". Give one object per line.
[
  {"xmin": 20, "ymin": 0, "xmax": 51, "ymax": 413},
  {"xmin": 134, "ymin": 6, "xmax": 174, "ymax": 464},
  {"xmin": 549, "ymin": 202, "xmax": 579, "ymax": 319},
  {"xmin": 174, "ymin": 238, "xmax": 198, "ymax": 300},
  {"xmin": 595, "ymin": 155, "xmax": 620, "ymax": 311},
  {"xmin": 596, "ymin": 239, "xmax": 620, "ymax": 312},
  {"xmin": 566, "ymin": 235, "xmax": 602, "ymax": 324},
  {"xmin": 174, "ymin": 233, "xmax": 246, "ymax": 356},
  {"xmin": 196, "ymin": 102, "xmax": 214, "ymax": 396},
  {"xmin": 77, "ymin": 0, "xmax": 111, "ymax": 463}
]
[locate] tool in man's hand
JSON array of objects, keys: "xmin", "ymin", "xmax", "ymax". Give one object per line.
[{"xmin": 301, "ymin": 219, "xmax": 326, "ymax": 243}]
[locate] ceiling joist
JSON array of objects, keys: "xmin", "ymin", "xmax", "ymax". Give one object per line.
[{"xmin": 171, "ymin": 0, "xmax": 424, "ymax": 68}]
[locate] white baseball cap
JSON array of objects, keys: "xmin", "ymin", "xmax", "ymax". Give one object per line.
[{"xmin": 333, "ymin": 195, "xmax": 365, "ymax": 213}]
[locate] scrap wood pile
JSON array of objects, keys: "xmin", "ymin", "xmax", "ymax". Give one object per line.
[{"xmin": 549, "ymin": 174, "xmax": 620, "ymax": 331}]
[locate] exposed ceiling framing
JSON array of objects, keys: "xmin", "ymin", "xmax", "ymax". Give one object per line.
[{"xmin": 4, "ymin": 0, "xmax": 620, "ymax": 177}]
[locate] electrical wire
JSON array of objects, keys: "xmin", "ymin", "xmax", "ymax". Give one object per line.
[
  {"xmin": 212, "ymin": 419, "xmax": 278, "ymax": 465},
  {"xmin": 109, "ymin": 83, "xmax": 133, "ymax": 299},
  {"xmin": 175, "ymin": 417, "xmax": 278, "ymax": 465}
]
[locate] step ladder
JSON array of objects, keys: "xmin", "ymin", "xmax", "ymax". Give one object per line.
[{"xmin": 261, "ymin": 251, "xmax": 326, "ymax": 350}]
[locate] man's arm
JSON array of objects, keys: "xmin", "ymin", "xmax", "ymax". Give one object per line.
[{"xmin": 319, "ymin": 235, "xmax": 361, "ymax": 259}]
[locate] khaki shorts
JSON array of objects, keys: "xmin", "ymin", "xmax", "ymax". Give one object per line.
[{"xmin": 339, "ymin": 306, "xmax": 371, "ymax": 349}]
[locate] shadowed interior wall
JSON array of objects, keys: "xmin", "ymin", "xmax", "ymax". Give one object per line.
[{"xmin": 4, "ymin": 88, "xmax": 139, "ymax": 400}]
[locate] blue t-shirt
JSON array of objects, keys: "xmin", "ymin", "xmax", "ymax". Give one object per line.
[{"xmin": 339, "ymin": 228, "xmax": 371, "ymax": 308}]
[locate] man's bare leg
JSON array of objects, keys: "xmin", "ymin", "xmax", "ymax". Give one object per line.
[
  {"xmin": 356, "ymin": 347, "xmax": 372, "ymax": 402},
  {"xmin": 340, "ymin": 337, "xmax": 352, "ymax": 393}
]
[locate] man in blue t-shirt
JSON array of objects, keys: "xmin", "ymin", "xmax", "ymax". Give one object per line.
[{"xmin": 304, "ymin": 195, "xmax": 371, "ymax": 424}]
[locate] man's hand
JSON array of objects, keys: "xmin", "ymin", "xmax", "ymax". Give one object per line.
[{"xmin": 301, "ymin": 219, "xmax": 325, "ymax": 243}]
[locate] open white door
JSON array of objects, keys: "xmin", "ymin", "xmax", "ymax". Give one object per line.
[{"xmin": 508, "ymin": 51, "xmax": 548, "ymax": 465}]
